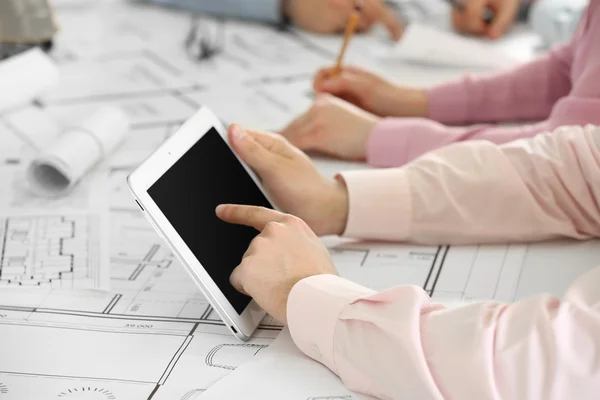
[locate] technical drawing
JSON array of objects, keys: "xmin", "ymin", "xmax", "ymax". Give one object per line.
[
  {"xmin": 108, "ymin": 124, "xmax": 178, "ymax": 170},
  {"xmin": 431, "ymin": 239, "xmax": 600, "ymax": 302},
  {"xmin": 58, "ymin": 387, "xmax": 116, "ymax": 399},
  {"xmin": 328, "ymin": 242, "xmax": 441, "ymax": 268},
  {"xmin": 180, "ymin": 389, "xmax": 205, "ymax": 400},
  {"xmin": 0, "ymin": 214, "xmax": 106, "ymax": 289},
  {"xmin": 328, "ymin": 242, "xmax": 446, "ymax": 293},
  {"xmin": 0, "ymin": 313, "xmax": 278, "ymax": 399},
  {"xmin": 8, "ymin": 172, "xmax": 92, "ymax": 211},
  {"xmin": 307, "ymin": 397, "xmax": 353, "ymax": 400},
  {"xmin": 205, "ymin": 344, "xmax": 269, "ymax": 370},
  {"xmin": 0, "ymin": 2, "xmax": 579, "ymax": 399},
  {"xmin": 44, "ymin": 92, "xmax": 198, "ymax": 128},
  {"xmin": 40, "ymin": 51, "xmax": 197, "ymax": 104}
]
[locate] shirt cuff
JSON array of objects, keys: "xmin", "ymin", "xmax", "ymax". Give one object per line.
[
  {"xmin": 426, "ymin": 78, "xmax": 471, "ymax": 124},
  {"xmin": 287, "ymin": 274, "xmax": 375, "ymax": 374},
  {"xmin": 337, "ymin": 169, "xmax": 411, "ymax": 241},
  {"xmin": 367, "ymin": 118, "xmax": 412, "ymax": 167}
]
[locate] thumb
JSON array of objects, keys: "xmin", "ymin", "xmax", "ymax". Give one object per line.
[
  {"xmin": 228, "ymin": 124, "xmax": 274, "ymax": 175},
  {"xmin": 245, "ymin": 129, "xmax": 297, "ymax": 159}
]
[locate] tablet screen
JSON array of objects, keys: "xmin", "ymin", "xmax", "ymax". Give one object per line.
[{"xmin": 147, "ymin": 127, "xmax": 272, "ymax": 315}]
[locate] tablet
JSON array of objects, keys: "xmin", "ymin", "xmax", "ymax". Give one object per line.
[{"xmin": 127, "ymin": 107, "xmax": 275, "ymax": 341}]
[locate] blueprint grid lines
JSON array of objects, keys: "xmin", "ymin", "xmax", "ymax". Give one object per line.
[{"xmin": 0, "ymin": 1, "xmax": 596, "ymax": 398}]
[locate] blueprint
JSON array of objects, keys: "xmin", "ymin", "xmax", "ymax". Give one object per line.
[
  {"xmin": 201, "ymin": 239, "xmax": 600, "ymax": 400},
  {"xmin": 0, "ymin": 0, "xmax": 573, "ymax": 399},
  {"xmin": 0, "ymin": 160, "xmax": 110, "ymax": 290},
  {"xmin": 0, "ymin": 213, "xmax": 107, "ymax": 289}
]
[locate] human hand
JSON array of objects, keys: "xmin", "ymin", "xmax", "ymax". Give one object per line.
[
  {"xmin": 280, "ymin": 94, "xmax": 379, "ymax": 161},
  {"xmin": 283, "ymin": 0, "xmax": 403, "ymax": 40},
  {"xmin": 227, "ymin": 124, "xmax": 349, "ymax": 236},
  {"xmin": 216, "ymin": 205, "xmax": 338, "ymax": 325},
  {"xmin": 451, "ymin": 0, "xmax": 521, "ymax": 39},
  {"xmin": 313, "ymin": 65, "xmax": 428, "ymax": 118}
]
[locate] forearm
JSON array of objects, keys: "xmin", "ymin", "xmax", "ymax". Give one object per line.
[
  {"xmin": 288, "ymin": 267, "xmax": 600, "ymax": 399},
  {"xmin": 341, "ymin": 124, "xmax": 600, "ymax": 245},
  {"xmin": 426, "ymin": 43, "xmax": 573, "ymax": 125},
  {"xmin": 366, "ymin": 118, "xmax": 551, "ymax": 168},
  {"xmin": 138, "ymin": 0, "xmax": 283, "ymax": 23}
]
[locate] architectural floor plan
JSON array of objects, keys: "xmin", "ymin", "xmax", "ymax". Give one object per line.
[
  {"xmin": 201, "ymin": 240, "xmax": 600, "ymax": 400},
  {"xmin": 0, "ymin": 0, "xmax": 594, "ymax": 399},
  {"xmin": 0, "ymin": 214, "xmax": 105, "ymax": 289}
]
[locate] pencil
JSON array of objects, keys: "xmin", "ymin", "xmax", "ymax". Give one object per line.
[{"xmin": 332, "ymin": 0, "xmax": 362, "ymax": 77}]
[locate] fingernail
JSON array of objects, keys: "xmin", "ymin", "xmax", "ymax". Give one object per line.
[
  {"xmin": 232, "ymin": 125, "xmax": 245, "ymax": 141},
  {"xmin": 215, "ymin": 204, "xmax": 227, "ymax": 216}
]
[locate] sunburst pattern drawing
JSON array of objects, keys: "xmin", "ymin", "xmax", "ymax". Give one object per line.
[{"xmin": 57, "ymin": 387, "xmax": 116, "ymax": 399}]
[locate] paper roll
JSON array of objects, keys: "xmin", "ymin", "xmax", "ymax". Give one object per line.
[
  {"xmin": 0, "ymin": 47, "xmax": 59, "ymax": 113},
  {"xmin": 27, "ymin": 107, "xmax": 130, "ymax": 197}
]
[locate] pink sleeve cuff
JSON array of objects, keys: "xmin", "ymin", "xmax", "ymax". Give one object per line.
[
  {"xmin": 367, "ymin": 118, "xmax": 413, "ymax": 167},
  {"xmin": 287, "ymin": 274, "xmax": 375, "ymax": 374},
  {"xmin": 427, "ymin": 78, "xmax": 471, "ymax": 124},
  {"xmin": 367, "ymin": 118, "xmax": 467, "ymax": 168},
  {"xmin": 337, "ymin": 169, "xmax": 411, "ymax": 241}
]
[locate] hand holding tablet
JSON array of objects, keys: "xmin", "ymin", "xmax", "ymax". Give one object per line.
[
  {"xmin": 128, "ymin": 107, "xmax": 345, "ymax": 340},
  {"xmin": 128, "ymin": 107, "xmax": 276, "ymax": 340}
]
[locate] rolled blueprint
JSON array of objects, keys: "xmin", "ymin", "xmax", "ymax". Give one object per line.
[
  {"xmin": 27, "ymin": 107, "xmax": 130, "ymax": 197},
  {"xmin": 0, "ymin": 48, "xmax": 59, "ymax": 113}
]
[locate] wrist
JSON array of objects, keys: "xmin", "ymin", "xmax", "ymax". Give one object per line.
[
  {"xmin": 391, "ymin": 87, "xmax": 429, "ymax": 118},
  {"xmin": 403, "ymin": 88, "xmax": 429, "ymax": 118},
  {"xmin": 328, "ymin": 177, "xmax": 349, "ymax": 236},
  {"xmin": 356, "ymin": 114, "xmax": 380, "ymax": 160}
]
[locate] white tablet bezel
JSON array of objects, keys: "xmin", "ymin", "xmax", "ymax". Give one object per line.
[{"xmin": 127, "ymin": 106, "xmax": 275, "ymax": 341}]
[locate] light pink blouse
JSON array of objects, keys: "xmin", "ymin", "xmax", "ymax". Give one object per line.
[
  {"xmin": 287, "ymin": 125, "xmax": 600, "ymax": 399},
  {"xmin": 367, "ymin": 0, "xmax": 600, "ymax": 168}
]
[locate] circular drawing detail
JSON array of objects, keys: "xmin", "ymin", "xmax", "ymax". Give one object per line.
[
  {"xmin": 181, "ymin": 389, "xmax": 205, "ymax": 400},
  {"xmin": 205, "ymin": 343, "xmax": 268, "ymax": 370},
  {"xmin": 57, "ymin": 387, "xmax": 116, "ymax": 399}
]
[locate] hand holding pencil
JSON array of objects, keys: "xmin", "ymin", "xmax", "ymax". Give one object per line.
[
  {"xmin": 283, "ymin": 0, "xmax": 402, "ymax": 40},
  {"xmin": 332, "ymin": 0, "xmax": 362, "ymax": 77},
  {"xmin": 330, "ymin": 0, "xmax": 402, "ymax": 77}
]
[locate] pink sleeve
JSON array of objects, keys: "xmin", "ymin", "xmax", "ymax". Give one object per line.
[
  {"xmin": 366, "ymin": 118, "xmax": 550, "ymax": 167},
  {"xmin": 287, "ymin": 124, "xmax": 600, "ymax": 398},
  {"xmin": 426, "ymin": 43, "xmax": 574, "ymax": 125},
  {"xmin": 365, "ymin": 3, "xmax": 600, "ymax": 168},
  {"xmin": 287, "ymin": 267, "xmax": 600, "ymax": 399},
  {"xmin": 345, "ymin": 124, "xmax": 600, "ymax": 245}
]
